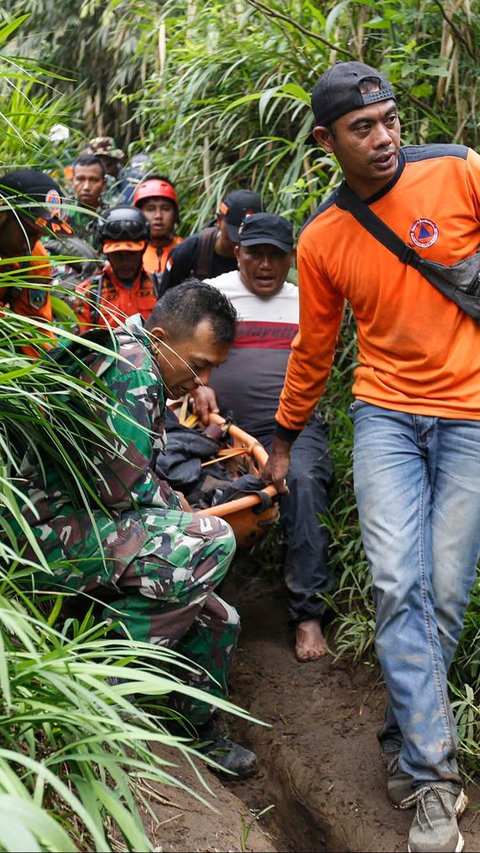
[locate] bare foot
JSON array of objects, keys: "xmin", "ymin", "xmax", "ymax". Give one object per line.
[{"xmin": 295, "ymin": 619, "xmax": 328, "ymax": 662}]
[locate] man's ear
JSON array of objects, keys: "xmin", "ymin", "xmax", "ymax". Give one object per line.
[
  {"xmin": 150, "ymin": 325, "xmax": 167, "ymax": 344},
  {"xmin": 149, "ymin": 324, "xmax": 170, "ymax": 363},
  {"xmin": 313, "ymin": 125, "xmax": 335, "ymax": 153},
  {"xmin": 234, "ymin": 243, "xmax": 241, "ymax": 263}
]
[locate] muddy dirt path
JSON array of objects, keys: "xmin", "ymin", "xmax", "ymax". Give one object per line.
[
  {"xmin": 223, "ymin": 573, "xmax": 480, "ymax": 853},
  {"xmin": 144, "ymin": 569, "xmax": 480, "ymax": 852}
]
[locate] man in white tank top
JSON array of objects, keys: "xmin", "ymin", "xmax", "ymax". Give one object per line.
[{"xmin": 196, "ymin": 213, "xmax": 335, "ymax": 662}]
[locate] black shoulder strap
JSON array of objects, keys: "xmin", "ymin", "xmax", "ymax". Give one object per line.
[
  {"xmin": 337, "ymin": 183, "xmax": 422, "ymax": 269},
  {"xmin": 46, "ymin": 326, "xmax": 116, "ymax": 369},
  {"xmin": 196, "ymin": 226, "xmax": 218, "ymax": 280},
  {"xmin": 150, "ymin": 271, "xmax": 164, "ymax": 300},
  {"xmin": 336, "ymin": 182, "xmax": 480, "ymax": 321}
]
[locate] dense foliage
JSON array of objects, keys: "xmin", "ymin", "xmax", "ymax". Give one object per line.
[
  {"xmin": 6, "ymin": 0, "xmax": 480, "ymax": 227},
  {"xmin": 1, "ymin": 0, "xmax": 480, "ymax": 845},
  {"xmin": 0, "ymin": 14, "xmax": 258, "ymax": 851}
]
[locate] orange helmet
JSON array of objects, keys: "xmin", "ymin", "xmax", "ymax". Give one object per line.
[{"xmin": 133, "ymin": 178, "xmax": 178, "ymax": 210}]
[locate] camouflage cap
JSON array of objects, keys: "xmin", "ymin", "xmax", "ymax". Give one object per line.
[{"xmin": 87, "ymin": 136, "xmax": 125, "ymax": 161}]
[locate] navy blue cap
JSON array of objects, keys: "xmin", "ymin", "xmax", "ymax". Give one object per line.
[{"xmin": 238, "ymin": 213, "xmax": 293, "ymax": 253}]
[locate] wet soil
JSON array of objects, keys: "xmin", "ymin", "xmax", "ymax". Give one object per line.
[
  {"xmin": 143, "ymin": 742, "xmax": 278, "ymax": 852},
  {"xmin": 226, "ymin": 573, "xmax": 480, "ymax": 852},
  {"xmin": 144, "ymin": 569, "xmax": 480, "ymax": 852}
]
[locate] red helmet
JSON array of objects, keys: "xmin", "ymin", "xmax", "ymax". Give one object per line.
[{"xmin": 133, "ymin": 178, "xmax": 178, "ymax": 209}]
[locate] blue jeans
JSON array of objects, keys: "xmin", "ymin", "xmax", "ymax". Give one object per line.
[{"xmin": 351, "ymin": 402, "xmax": 480, "ymax": 789}]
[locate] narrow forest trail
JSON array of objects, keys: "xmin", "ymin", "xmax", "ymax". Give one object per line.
[
  {"xmin": 222, "ymin": 571, "xmax": 480, "ymax": 853},
  {"xmin": 141, "ymin": 568, "xmax": 480, "ymax": 852}
]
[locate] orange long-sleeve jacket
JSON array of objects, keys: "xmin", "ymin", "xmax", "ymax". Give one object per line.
[
  {"xmin": 276, "ymin": 145, "xmax": 480, "ymax": 439},
  {"xmin": 0, "ymin": 240, "xmax": 55, "ymax": 356},
  {"xmin": 0, "ymin": 240, "xmax": 53, "ymax": 320}
]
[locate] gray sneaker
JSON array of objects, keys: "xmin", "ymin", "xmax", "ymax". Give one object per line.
[
  {"xmin": 384, "ymin": 751, "xmax": 414, "ymax": 808},
  {"xmin": 380, "ymin": 746, "xmax": 414, "ymax": 809},
  {"xmin": 407, "ymin": 784, "xmax": 468, "ymax": 852}
]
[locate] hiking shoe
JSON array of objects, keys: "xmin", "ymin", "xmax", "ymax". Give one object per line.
[
  {"xmin": 385, "ymin": 751, "xmax": 414, "ymax": 809},
  {"xmin": 379, "ymin": 744, "xmax": 414, "ymax": 809},
  {"xmin": 196, "ymin": 723, "xmax": 259, "ymax": 780},
  {"xmin": 407, "ymin": 784, "xmax": 468, "ymax": 852}
]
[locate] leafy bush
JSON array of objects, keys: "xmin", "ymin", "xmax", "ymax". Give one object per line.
[{"xmin": 0, "ymin": 18, "xmax": 260, "ymax": 848}]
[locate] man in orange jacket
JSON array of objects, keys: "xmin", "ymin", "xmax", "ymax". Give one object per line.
[
  {"xmin": 263, "ymin": 60, "xmax": 480, "ymax": 853},
  {"xmin": 133, "ymin": 177, "xmax": 183, "ymax": 274},
  {"xmin": 0, "ymin": 168, "xmax": 73, "ymax": 354},
  {"xmin": 74, "ymin": 205, "xmax": 160, "ymax": 333}
]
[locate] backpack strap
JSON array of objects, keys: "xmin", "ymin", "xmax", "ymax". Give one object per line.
[
  {"xmin": 46, "ymin": 326, "xmax": 117, "ymax": 373},
  {"xmin": 150, "ymin": 271, "xmax": 164, "ymax": 300},
  {"xmin": 88, "ymin": 273, "xmax": 104, "ymax": 324},
  {"xmin": 195, "ymin": 226, "xmax": 218, "ymax": 280}
]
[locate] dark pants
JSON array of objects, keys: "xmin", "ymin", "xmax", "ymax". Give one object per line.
[{"xmin": 263, "ymin": 413, "xmax": 334, "ymax": 624}]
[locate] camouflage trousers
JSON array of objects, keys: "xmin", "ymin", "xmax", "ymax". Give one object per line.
[{"xmin": 31, "ymin": 507, "xmax": 239, "ymax": 725}]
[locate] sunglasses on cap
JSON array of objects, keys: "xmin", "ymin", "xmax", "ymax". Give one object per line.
[{"xmin": 100, "ymin": 218, "xmax": 149, "ymax": 242}]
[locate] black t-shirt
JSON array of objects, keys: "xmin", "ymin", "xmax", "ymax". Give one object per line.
[{"xmin": 160, "ymin": 230, "xmax": 237, "ymax": 291}]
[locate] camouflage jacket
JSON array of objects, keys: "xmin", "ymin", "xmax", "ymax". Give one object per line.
[
  {"xmin": 66, "ymin": 199, "xmax": 106, "ymax": 249},
  {"xmin": 19, "ymin": 314, "xmax": 181, "ymax": 526}
]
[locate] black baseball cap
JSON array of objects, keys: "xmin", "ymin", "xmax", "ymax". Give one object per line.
[
  {"xmin": 0, "ymin": 169, "xmax": 73, "ymax": 236},
  {"xmin": 311, "ymin": 61, "xmax": 395, "ymax": 127},
  {"xmin": 218, "ymin": 189, "xmax": 263, "ymax": 241},
  {"xmin": 238, "ymin": 213, "xmax": 294, "ymax": 253}
]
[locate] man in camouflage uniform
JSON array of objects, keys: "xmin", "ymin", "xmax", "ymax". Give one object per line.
[
  {"xmin": 16, "ymin": 280, "xmax": 258, "ymax": 778},
  {"xmin": 67, "ymin": 153, "xmax": 107, "ymax": 247}
]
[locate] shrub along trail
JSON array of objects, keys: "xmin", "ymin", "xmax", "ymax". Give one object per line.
[{"xmin": 223, "ymin": 573, "xmax": 480, "ymax": 853}]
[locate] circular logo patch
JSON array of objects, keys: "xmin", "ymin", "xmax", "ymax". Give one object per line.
[
  {"xmin": 45, "ymin": 188, "xmax": 61, "ymax": 218},
  {"xmin": 410, "ymin": 218, "xmax": 439, "ymax": 248}
]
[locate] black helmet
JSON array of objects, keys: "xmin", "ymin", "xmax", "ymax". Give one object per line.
[{"xmin": 97, "ymin": 205, "xmax": 150, "ymax": 244}]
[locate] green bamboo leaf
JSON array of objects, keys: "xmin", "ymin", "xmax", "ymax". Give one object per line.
[
  {"xmin": 0, "ymin": 750, "xmax": 108, "ymax": 850},
  {"xmin": 50, "ymin": 295, "xmax": 79, "ymax": 325},
  {"xmin": 0, "ymin": 631, "xmax": 11, "ymax": 709},
  {"xmin": 0, "ymin": 15, "xmax": 31, "ymax": 47},
  {"xmin": 0, "ymin": 795, "xmax": 75, "ymax": 852},
  {"xmin": 89, "ymin": 780, "xmax": 151, "ymax": 850},
  {"xmin": 224, "ymin": 92, "xmax": 262, "ymax": 111},
  {"xmin": 0, "ymin": 814, "xmax": 39, "ymax": 853},
  {"xmin": 258, "ymin": 86, "xmax": 281, "ymax": 125},
  {"xmin": 279, "ymin": 82, "xmax": 310, "ymax": 105},
  {"xmin": 325, "ymin": 1, "xmax": 351, "ymax": 38}
]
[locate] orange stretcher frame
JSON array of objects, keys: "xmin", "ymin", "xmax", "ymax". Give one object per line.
[
  {"xmin": 170, "ymin": 405, "xmax": 279, "ymax": 549},
  {"xmin": 196, "ymin": 413, "xmax": 279, "ymax": 548}
]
